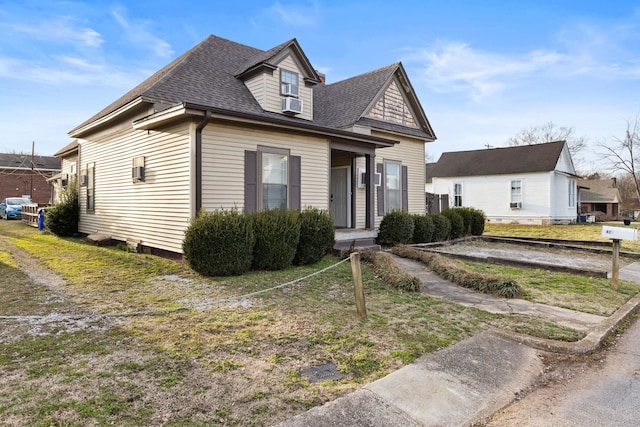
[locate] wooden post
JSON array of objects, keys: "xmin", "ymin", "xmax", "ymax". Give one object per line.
[
  {"xmin": 350, "ymin": 252, "xmax": 367, "ymax": 320},
  {"xmin": 612, "ymin": 239, "xmax": 620, "ymax": 290}
]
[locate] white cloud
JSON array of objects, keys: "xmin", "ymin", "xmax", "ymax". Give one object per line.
[
  {"xmin": 110, "ymin": 6, "xmax": 174, "ymax": 58},
  {"xmin": 265, "ymin": 1, "xmax": 319, "ymax": 26},
  {"xmin": 408, "ymin": 40, "xmax": 565, "ymax": 101},
  {"xmin": 8, "ymin": 17, "xmax": 104, "ymax": 48}
]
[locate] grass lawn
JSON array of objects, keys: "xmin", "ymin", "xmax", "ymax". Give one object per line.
[{"xmin": 0, "ymin": 220, "xmax": 635, "ymax": 425}]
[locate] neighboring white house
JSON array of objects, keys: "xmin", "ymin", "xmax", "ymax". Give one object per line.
[{"xmin": 427, "ymin": 141, "xmax": 578, "ymax": 224}]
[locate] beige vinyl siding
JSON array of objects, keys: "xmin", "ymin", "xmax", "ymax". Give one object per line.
[
  {"xmin": 245, "ymin": 73, "xmax": 267, "ymax": 109},
  {"xmin": 78, "ymin": 122, "xmax": 192, "ymax": 253},
  {"xmin": 201, "ymin": 122, "xmax": 329, "ymax": 211},
  {"xmin": 61, "ymin": 155, "xmax": 78, "ymax": 176},
  {"xmin": 352, "ymin": 133, "xmax": 426, "ymax": 228},
  {"xmin": 262, "ymin": 55, "xmax": 313, "ymax": 121}
]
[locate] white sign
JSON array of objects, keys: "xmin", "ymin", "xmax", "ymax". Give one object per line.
[{"xmin": 602, "ymin": 226, "xmax": 638, "ymax": 241}]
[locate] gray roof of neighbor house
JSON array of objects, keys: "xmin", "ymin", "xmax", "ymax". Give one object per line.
[
  {"xmin": 578, "ymin": 179, "xmax": 620, "ymax": 203},
  {"xmin": 70, "ymin": 34, "xmax": 434, "ymax": 141},
  {"xmin": 429, "ymin": 141, "xmax": 569, "ymax": 178},
  {"xmin": 0, "ymin": 153, "xmax": 61, "ymax": 172},
  {"xmin": 53, "ymin": 140, "xmax": 79, "ymax": 157}
]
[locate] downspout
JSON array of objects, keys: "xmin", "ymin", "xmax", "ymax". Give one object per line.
[{"xmin": 195, "ymin": 110, "xmax": 212, "ymax": 214}]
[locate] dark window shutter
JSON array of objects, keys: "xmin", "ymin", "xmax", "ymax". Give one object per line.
[
  {"xmin": 376, "ymin": 163, "xmax": 384, "ymax": 216},
  {"xmin": 244, "ymin": 150, "xmax": 257, "ymax": 213},
  {"xmin": 402, "ymin": 165, "xmax": 409, "ymax": 211},
  {"xmin": 290, "ymin": 155, "xmax": 301, "ymax": 210}
]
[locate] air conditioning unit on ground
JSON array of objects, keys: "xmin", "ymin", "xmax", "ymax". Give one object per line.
[
  {"xmin": 510, "ymin": 202, "xmax": 522, "ymax": 209},
  {"xmin": 282, "ymin": 97, "xmax": 303, "ymax": 114}
]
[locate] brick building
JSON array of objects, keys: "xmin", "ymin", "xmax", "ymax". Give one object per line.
[{"xmin": 0, "ymin": 153, "xmax": 61, "ymax": 204}]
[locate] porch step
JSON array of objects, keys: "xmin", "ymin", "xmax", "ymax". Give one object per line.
[{"xmin": 333, "ymin": 237, "xmax": 381, "ymax": 253}]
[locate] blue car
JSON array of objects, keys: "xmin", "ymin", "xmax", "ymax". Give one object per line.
[{"xmin": 0, "ymin": 197, "xmax": 32, "ymax": 220}]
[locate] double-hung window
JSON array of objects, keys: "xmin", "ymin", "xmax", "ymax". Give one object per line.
[
  {"xmin": 259, "ymin": 147, "xmax": 289, "ymax": 210},
  {"xmin": 511, "ymin": 180, "xmax": 522, "ymax": 206},
  {"xmin": 280, "ymin": 69, "xmax": 299, "ymax": 97},
  {"xmin": 568, "ymin": 180, "xmax": 576, "ymax": 207},
  {"xmin": 87, "ymin": 162, "xmax": 95, "ymax": 211},
  {"xmin": 453, "ymin": 183, "xmax": 463, "ymax": 207},
  {"xmin": 385, "ymin": 161, "xmax": 402, "ymax": 212}
]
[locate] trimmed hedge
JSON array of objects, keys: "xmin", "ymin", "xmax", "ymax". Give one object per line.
[
  {"xmin": 294, "ymin": 208, "xmax": 335, "ymax": 265},
  {"xmin": 429, "ymin": 213, "xmax": 451, "ymax": 242},
  {"xmin": 360, "ymin": 250, "xmax": 421, "ymax": 292},
  {"xmin": 182, "ymin": 209, "xmax": 255, "ymax": 276},
  {"xmin": 441, "ymin": 208, "xmax": 465, "ymax": 240},
  {"xmin": 454, "ymin": 207, "xmax": 486, "ymax": 236},
  {"xmin": 252, "ymin": 209, "xmax": 301, "ymax": 271},
  {"xmin": 391, "ymin": 245, "xmax": 522, "ymax": 298},
  {"xmin": 45, "ymin": 181, "xmax": 79, "ymax": 237},
  {"xmin": 412, "ymin": 214, "xmax": 435, "ymax": 244},
  {"xmin": 377, "ymin": 209, "xmax": 415, "ymax": 246}
]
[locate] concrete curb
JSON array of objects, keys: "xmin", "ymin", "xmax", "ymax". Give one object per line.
[{"xmin": 494, "ymin": 293, "xmax": 640, "ymax": 354}]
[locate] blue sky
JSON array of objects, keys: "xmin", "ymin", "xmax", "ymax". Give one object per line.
[{"xmin": 1, "ymin": 1, "xmax": 639, "ymax": 172}]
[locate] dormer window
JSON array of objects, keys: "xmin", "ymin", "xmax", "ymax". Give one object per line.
[{"xmin": 280, "ymin": 69, "xmax": 299, "ymax": 97}]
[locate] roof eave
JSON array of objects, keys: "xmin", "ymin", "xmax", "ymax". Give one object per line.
[
  {"xmin": 69, "ymin": 97, "xmax": 146, "ymax": 138},
  {"xmin": 134, "ymin": 102, "xmax": 398, "ymax": 148}
]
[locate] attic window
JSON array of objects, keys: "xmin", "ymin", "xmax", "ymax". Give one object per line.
[{"xmin": 280, "ymin": 69, "xmax": 299, "ymax": 97}]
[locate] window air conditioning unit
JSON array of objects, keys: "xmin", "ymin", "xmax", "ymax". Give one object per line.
[
  {"xmin": 132, "ymin": 166, "xmax": 145, "ymax": 182},
  {"xmin": 60, "ymin": 173, "xmax": 68, "ymax": 187},
  {"xmin": 281, "ymin": 83, "xmax": 299, "ymax": 97},
  {"xmin": 282, "ymin": 97, "xmax": 303, "ymax": 114},
  {"xmin": 510, "ymin": 202, "xmax": 522, "ymax": 209},
  {"xmin": 357, "ymin": 169, "xmax": 382, "ymax": 188},
  {"xmin": 80, "ymin": 174, "xmax": 88, "ymax": 186}
]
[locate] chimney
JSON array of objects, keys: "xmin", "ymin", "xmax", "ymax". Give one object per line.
[
  {"xmin": 612, "ymin": 177, "xmax": 617, "ymax": 187},
  {"xmin": 315, "ymin": 70, "xmax": 326, "ymax": 84}
]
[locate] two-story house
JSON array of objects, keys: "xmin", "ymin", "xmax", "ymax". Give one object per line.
[{"xmin": 63, "ymin": 35, "xmax": 436, "ymax": 255}]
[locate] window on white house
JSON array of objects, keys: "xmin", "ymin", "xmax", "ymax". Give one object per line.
[
  {"xmin": 568, "ymin": 180, "xmax": 576, "ymax": 207},
  {"xmin": 280, "ymin": 69, "xmax": 299, "ymax": 97},
  {"xmin": 511, "ymin": 180, "xmax": 522, "ymax": 204},
  {"xmin": 453, "ymin": 183, "xmax": 463, "ymax": 207},
  {"xmin": 385, "ymin": 161, "xmax": 402, "ymax": 212},
  {"xmin": 259, "ymin": 147, "xmax": 289, "ymax": 210}
]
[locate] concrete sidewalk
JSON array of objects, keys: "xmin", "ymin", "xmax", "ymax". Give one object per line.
[{"xmin": 274, "ymin": 256, "xmax": 640, "ymax": 427}]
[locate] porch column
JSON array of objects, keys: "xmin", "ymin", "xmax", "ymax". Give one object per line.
[{"xmin": 365, "ymin": 154, "xmax": 375, "ymax": 229}]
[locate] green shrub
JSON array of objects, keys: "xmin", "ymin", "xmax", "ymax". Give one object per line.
[
  {"xmin": 391, "ymin": 245, "xmax": 522, "ymax": 298},
  {"xmin": 294, "ymin": 208, "xmax": 335, "ymax": 265},
  {"xmin": 377, "ymin": 210, "xmax": 415, "ymax": 246},
  {"xmin": 456, "ymin": 207, "xmax": 474, "ymax": 236},
  {"xmin": 412, "ymin": 214, "xmax": 434, "ymax": 243},
  {"xmin": 182, "ymin": 209, "xmax": 255, "ymax": 276},
  {"xmin": 441, "ymin": 208, "xmax": 465, "ymax": 240},
  {"xmin": 252, "ymin": 209, "xmax": 301, "ymax": 271},
  {"xmin": 45, "ymin": 180, "xmax": 79, "ymax": 237},
  {"xmin": 429, "ymin": 213, "xmax": 451, "ymax": 242},
  {"xmin": 469, "ymin": 208, "xmax": 486, "ymax": 235}
]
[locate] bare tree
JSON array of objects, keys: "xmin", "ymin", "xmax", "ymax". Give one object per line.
[
  {"xmin": 507, "ymin": 122, "xmax": 587, "ymax": 164},
  {"xmin": 596, "ymin": 116, "xmax": 640, "ymax": 200}
]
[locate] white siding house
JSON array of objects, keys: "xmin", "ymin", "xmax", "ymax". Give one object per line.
[{"xmin": 428, "ymin": 141, "xmax": 578, "ymax": 224}]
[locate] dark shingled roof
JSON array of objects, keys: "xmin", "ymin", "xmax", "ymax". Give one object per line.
[
  {"xmin": 71, "ymin": 35, "xmax": 433, "ymax": 141},
  {"xmin": 314, "ymin": 63, "xmax": 434, "ymax": 139},
  {"xmin": 430, "ymin": 141, "xmax": 568, "ymax": 178},
  {"xmin": 0, "ymin": 153, "xmax": 61, "ymax": 171}
]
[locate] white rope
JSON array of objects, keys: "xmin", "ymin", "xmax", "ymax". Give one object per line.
[{"xmin": 0, "ymin": 256, "xmax": 352, "ymax": 322}]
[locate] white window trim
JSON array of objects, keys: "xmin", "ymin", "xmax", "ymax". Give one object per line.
[
  {"xmin": 510, "ymin": 179, "xmax": 523, "ymax": 204},
  {"xmin": 280, "ymin": 69, "xmax": 299, "ymax": 97},
  {"xmin": 257, "ymin": 146, "xmax": 290, "ymax": 211},
  {"xmin": 453, "ymin": 182, "xmax": 463, "ymax": 207},
  {"xmin": 384, "ymin": 160, "xmax": 402, "ymax": 213}
]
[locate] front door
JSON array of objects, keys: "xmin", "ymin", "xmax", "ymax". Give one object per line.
[{"xmin": 330, "ymin": 167, "xmax": 350, "ymax": 228}]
